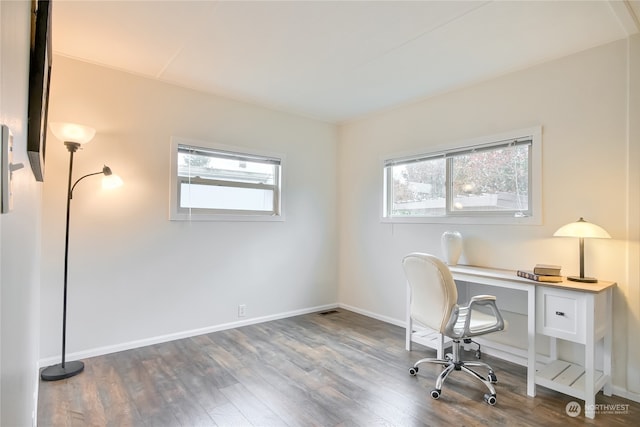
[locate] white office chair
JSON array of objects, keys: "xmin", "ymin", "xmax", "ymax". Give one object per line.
[{"xmin": 402, "ymin": 253, "xmax": 505, "ymax": 405}]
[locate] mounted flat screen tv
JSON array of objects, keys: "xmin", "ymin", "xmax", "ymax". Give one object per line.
[{"xmin": 27, "ymin": 0, "xmax": 52, "ymax": 182}]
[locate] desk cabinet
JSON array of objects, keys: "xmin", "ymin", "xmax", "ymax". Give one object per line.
[
  {"xmin": 537, "ymin": 287, "xmax": 587, "ymax": 342},
  {"xmin": 535, "ymin": 286, "xmax": 612, "ymax": 419}
]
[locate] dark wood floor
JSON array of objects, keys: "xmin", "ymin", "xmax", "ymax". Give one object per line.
[{"xmin": 38, "ymin": 309, "xmax": 639, "ymax": 426}]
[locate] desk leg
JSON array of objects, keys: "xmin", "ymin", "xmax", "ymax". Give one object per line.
[
  {"xmin": 585, "ymin": 295, "xmax": 596, "ymax": 419},
  {"xmin": 406, "ymin": 281, "xmax": 412, "ymax": 351},
  {"xmin": 549, "ymin": 337, "xmax": 557, "ymax": 360},
  {"xmin": 603, "ymin": 289, "xmax": 612, "ymax": 396},
  {"xmin": 527, "ymin": 285, "xmax": 536, "ymax": 397}
]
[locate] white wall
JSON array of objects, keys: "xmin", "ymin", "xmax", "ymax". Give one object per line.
[
  {"xmin": 627, "ymin": 33, "xmax": 640, "ymax": 398},
  {"xmin": 40, "ymin": 57, "xmax": 338, "ymax": 361},
  {"xmin": 0, "ymin": 1, "xmax": 42, "ymax": 426},
  {"xmin": 338, "ymin": 38, "xmax": 640, "ymax": 399},
  {"xmin": 37, "ymin": 25, "xmax": 640, "ymax": 407}
]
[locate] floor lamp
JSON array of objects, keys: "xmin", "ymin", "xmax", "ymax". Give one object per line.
[{"xmin": 40, "ymin": 122, "xmax": 122, "ymax": 381}]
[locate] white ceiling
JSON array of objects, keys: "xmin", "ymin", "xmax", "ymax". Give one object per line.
[{"xmin": 52, "ymin": 0, "xmax": 640, "ymax": 123}]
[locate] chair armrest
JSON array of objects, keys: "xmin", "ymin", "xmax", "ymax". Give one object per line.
[
  {"xmin": 444, "ymin": 295, "xmax": 505, "ymax": 338},
  {"xmin": 467, "ymin": 296, "xmax": 505, "ymax": 336},
  {"xmin": 469, "ymin": 294, "xmax": 496, "ymax": 303}
]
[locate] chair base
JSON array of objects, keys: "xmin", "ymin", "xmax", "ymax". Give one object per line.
[{"xmin": 409, "ymin": 339, "xmax": 498, "ymax": 405}]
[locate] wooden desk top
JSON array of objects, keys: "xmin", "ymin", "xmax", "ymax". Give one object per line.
[{"xmin": 449, "ymin": 264, "xmax": 617, "ymax": 293}]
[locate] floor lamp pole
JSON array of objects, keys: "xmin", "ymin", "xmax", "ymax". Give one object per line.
[{"xmin": 41, "ymin": 142, "xmax": 85, "ymax": 381}]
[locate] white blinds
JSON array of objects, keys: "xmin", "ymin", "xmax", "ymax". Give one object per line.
[{"xmin": 384, "ymin": 138, "xmax": 532, "ymax": 168}]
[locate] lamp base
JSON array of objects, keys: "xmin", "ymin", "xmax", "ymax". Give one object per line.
[
  {"xmin": 40, "ymin": 360, "xmax": 84, "ymax": 381},
  {"xmin": 567, "ymin": 275, "xmax": 598, "ymax": 283}
]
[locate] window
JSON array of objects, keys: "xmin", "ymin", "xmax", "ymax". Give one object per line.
[
  {"xmin": 170, "ymin": 138, "xmax": 283, "ymax": 221},
  {"xmin": 383, "ymin": 127, "xmax": 541, "ymax": 224}
]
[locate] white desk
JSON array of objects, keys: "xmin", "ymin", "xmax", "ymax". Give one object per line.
[{"xmin": 407, "ymin": 264, "xmax": 616, "ymax": 419}]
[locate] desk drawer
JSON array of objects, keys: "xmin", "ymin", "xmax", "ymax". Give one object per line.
[{"xmin": 536, "ymin": 287, "xmax": 586, "ymax": 343}]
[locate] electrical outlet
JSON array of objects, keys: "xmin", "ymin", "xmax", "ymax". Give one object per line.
[{"xmin": 238, "ymin": 304, "xmax": 246, "ymax": 317}]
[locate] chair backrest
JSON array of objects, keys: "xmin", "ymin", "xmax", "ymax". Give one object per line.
[{"xmin": 402, "ymin": 253, "xmax": 458, "ymax": 334}]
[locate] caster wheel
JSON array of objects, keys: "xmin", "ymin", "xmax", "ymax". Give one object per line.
[
  {"xmin": 408, "ymin": 366, "xmax": 418, "ymax": 376},
  {"xmin": 430, "ymin": 389, "xmax": 441, "ymax": 400},
  {"xmin": 488, "ymin": 371, "xmax": 497, "ymax": 383},
  {"xmin": 484, "ymin": 393, "xmax": 497, "ymax": 406}
]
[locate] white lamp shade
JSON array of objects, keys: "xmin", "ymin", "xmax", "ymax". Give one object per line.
[
  {"xmin": 102, "ymin": 174, "xmax": 123, "ymax": 190},
  {"xmin": 553, "ymin": 217, "xmax": 611, "ymax": 239},
  {"xmin": 49, "ymin": 122, "xmax": 96, "ymax": 144}
]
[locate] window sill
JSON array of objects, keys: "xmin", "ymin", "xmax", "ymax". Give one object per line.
[{"xmin": 170, "ymin": 212, "xmax": 285, "ymax": 222}]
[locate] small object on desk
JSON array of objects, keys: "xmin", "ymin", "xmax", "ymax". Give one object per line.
[
  {"xmin": 533, "ymin": 264, "xmax": 561, "ymax": 276},
  {"xmin": 517, "ymin": 270, "xmax": 563, "ymax": 282},
  {"xmin": 441, "ymin": 230, "xmax": 463, "ymax": 265}
]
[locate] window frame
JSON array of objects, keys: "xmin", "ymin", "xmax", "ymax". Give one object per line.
[
  {"xmin": 381, "ymin": 126, "xmax": 542, "ymax": 225},
  {"xmin": 170, "ymin": 137, "xmax": 285, "ymax": 221}
]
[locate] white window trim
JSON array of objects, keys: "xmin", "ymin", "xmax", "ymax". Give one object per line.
[
  {"xmin": 169, "ymin": 137, "xmax": 286, "ymax": 221},
  {"xmin": 381, "ymin": 126, "xmax": 542, "ymax": 225}
]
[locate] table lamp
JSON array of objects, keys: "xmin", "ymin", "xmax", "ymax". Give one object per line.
[{"xmin": 553, "ymin": 217, "xmax": 610, "ymax": 283}]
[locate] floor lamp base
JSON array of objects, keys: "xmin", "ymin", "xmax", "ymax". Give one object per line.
[{"xmin": 40, "ymin": 360, "xmax": 84, "ymax": 381}]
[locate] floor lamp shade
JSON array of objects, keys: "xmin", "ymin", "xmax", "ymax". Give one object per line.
[
  {"xmin": 40, "ymin": 123, "xmax": 121, "ymax": 381},
  {"xmin": 553, "ymin": 217, "xmax": 610, "ymax": 283},
  {"xmin": 49, "ymin": 122, "xmax": 95, "ymax": 144}
]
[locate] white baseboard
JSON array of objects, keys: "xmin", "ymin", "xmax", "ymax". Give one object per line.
[
  {"xmin": 337, "ymin": 303, "xmax": 405, "ymax": 327},
  {"xmin": 38, "ymin": 303, "xmax": 338, "ymax": 368},
  {"xmin": 32, "ymin": 362, "xmax": 39, "ymax": 427},
  {"xmin": 611, "ymin": 386, "xmax": 640, "ymax": 403}
]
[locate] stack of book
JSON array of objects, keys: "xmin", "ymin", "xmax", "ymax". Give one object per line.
[{"xmin": 517, "ymin": 264, "xmax": 563, "ymax": 282}]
